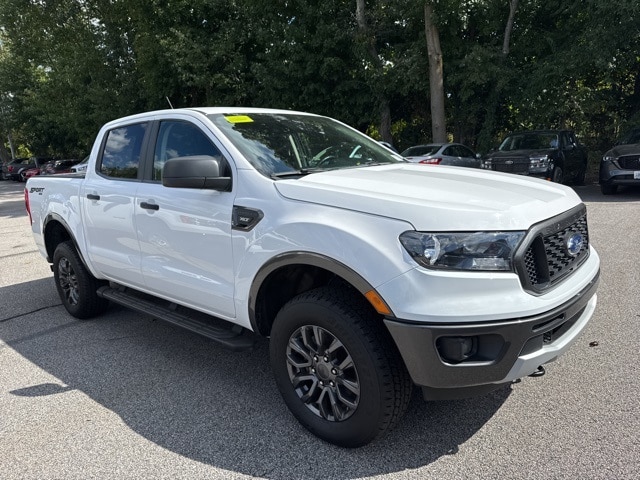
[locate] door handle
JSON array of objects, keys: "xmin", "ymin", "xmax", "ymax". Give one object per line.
[
  {"xmin": 140, "ymin": 202, "xmax": 160, "ymax": 211},
  {"xmin": 87, "ymin": 194, "xmax": 100, "ymax": 200}
]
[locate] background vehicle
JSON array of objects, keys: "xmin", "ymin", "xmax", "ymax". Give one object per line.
[
  {"xmin": 70, "ymin": 155, "xmax": 89, "ymax": 173},
  {"xmin": 43, "ymin": 158, "xmax": 82, "ymax": 175},
  {"xmin": 0, "ymin": 159, "xmax": 9, "ymax": 180},
  {"xmin": 378, "ymin": 141, "xmax": 399, "ymax": 153},
  {"xmin": 23, "ymin": 167, "xmax": 42, "ymax": 180},
  {"xmin": 7, "ymin": 157, "xmax": 53, "ymax": 182},
  {"xmin": 483, "ymin": 130, "xmax": 587, "ymax": 184},
  {"xmin": 25, "ymin": 107, "xmax": 599, "ymax": 448},
  {"xmin": 4, "ymin": 158, "xmax": 27, "ymax": 181},
  {"xmin": 401, "ymin": 143, "xmax": 481, "ymax": 168},
  {"xmin": 599, "ymin": 126, "xmax": 640, "ymax": 195}
]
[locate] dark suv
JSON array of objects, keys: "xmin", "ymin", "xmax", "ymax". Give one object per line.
[
  {"xmin": 483, "ymin": 130, "xmax": 588, "ymax": 185},
  {"xmin": 599, "ymin": 127, "xmax": 640, "ymax": 195}
]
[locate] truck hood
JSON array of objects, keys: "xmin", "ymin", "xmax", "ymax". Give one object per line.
[
  {"xmin": 486, "ymin": 148, "xmax": 555, "ymax": 159},
  {"xmin": 274, "ymin": 164, "xmax": 581, "ymax": 231}
]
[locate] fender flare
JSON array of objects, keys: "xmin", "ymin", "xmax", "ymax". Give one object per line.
[
  {"xmin": 247, "ymin": 251, "xmax": 388, "ymax": 332},
  {"xmin": 42, "ymin": 212, "xmax": 91, "ymax": 272}
]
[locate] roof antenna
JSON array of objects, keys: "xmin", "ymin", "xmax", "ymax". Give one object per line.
[{"xmin": 165, "ymin": 96, "xmax": 174, "ymax": 109}]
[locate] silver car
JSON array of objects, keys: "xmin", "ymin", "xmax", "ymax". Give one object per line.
[{"xmin": 401, "ymin": 143, "xmax": 482, "ymax": 168}]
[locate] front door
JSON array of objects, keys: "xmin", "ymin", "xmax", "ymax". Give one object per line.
[{"xmin": 135, "ymin": 119, "xmax": 237, "ymax": 319}]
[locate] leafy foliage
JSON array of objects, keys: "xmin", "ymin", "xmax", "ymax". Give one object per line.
[{"xmin": 0, "ymin": 0, "xmax": 638, "ymax": 159}]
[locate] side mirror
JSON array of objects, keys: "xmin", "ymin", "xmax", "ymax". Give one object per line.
[{"xmin": 162, "ymin": 155, "xmax": 231, "ymax": 191}]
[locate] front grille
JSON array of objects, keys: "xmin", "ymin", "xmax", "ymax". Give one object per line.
[
  {"xmin": 618, "ymin": 154, "xmax": 640, "ymax": 170},
  {"xmin": 492, "ymin": 157, "xmax": 530, "ymax": 174},
  {"xmin": 516, "ymin": 205, "xmax": 589, "ymax": 294}
]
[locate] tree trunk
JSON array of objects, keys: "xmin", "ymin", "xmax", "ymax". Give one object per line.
[
  {"xmin": 7, "ymin": 132, "xmax": 16, "ymax": 159},
  {"xmin": 424, "ymin": 3, "xmax": 446, "ymax": 143},
  {"xmin": 503, "ymin": 0, "xmax": 519, "ymax": 56},
  {"xmin": 356, "ymin": 0, "xmax": 393, "ymax": 144},
  {"xmin": 477, "ymin": 0, "xmax": 519, "ymax": 151}
]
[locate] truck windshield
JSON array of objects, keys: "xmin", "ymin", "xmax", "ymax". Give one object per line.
[
  {"xmin": 499, "ymin": 133, "xmax": 559, "ymax": 151},
  {"xmin": 207, "ymin": 112, "xmax": 404, "ymax": 178}
]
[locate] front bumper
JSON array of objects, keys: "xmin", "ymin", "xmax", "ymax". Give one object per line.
[
  {"xmin": 384, "ymin": 270, "xmax": 599, "ymax": 400},
  {"xmin": 600, "ymin": 159, "xmax": 640, "ymax": 187}
]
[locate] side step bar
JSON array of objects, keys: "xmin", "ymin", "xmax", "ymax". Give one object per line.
[{"xmin": 97, "ymin": 285, "xmax": 258, "ymax": 351}]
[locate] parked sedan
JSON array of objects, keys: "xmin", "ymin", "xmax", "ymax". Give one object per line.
[
  {"xmin": 401, "ymin": 143, "xmax": 482, "ymax": 168},
  {"xmin": 599, "ymin": 126, "xmax": 640, "ymax": 195}
]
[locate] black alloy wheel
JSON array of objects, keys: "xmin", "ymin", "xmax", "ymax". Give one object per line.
[
  {"xmin": 270, "ymin": 286, "xmax": 412, "ymax": 448},
  {"xmin": 52, "ymin": 241, "xmax": 109, "ymax": 319},
  {"xmin": 286, "ymin": 324, "xmax": 361, "ymax": 422}
]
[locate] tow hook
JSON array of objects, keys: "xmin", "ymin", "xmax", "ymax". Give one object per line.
[{"xmin": 529, "ymin": 365, "xmax": 546, "ymax": 377}]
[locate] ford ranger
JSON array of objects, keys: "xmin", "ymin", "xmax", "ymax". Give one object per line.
[{"xmin": 25, "ymin": 108, "xmax": 600, "ymax": 447}]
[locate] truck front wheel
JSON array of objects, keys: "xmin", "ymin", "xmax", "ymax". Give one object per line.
[
  {"xmin": 269, "ymin": 286, "xmax": 412, "ymax": 447},
  {"xmin": 52, "ymin": 241, "xmax": 109, "ymax": 319},
  {"xmin": 551, "ymin": 166, "xmax": 564, "ymax": 184}
]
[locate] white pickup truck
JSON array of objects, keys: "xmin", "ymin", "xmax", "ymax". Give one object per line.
[{"xmin": 25, "ymin": 107, "xmax": 600, "ymax": 447}]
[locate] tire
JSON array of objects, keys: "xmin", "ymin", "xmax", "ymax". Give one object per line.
[
  {"xmin": 551, "ymin": 166, "xmax": 563, "ymax": 184},
  {"xmin": 600, "ymin": 183, "xmax": 618, "ymax": 195},
  {"xmin": 269, "ymin": 286, "xmax": 412, "ymax": 447},
  {"xmin": 574, "ymin": 165, "xmax": 587, "ymax": 186},
  {"xmin": 19, "ymin": 169, "xmax": 27, "ymax": 182},
  {"xmin": 52, "ymin": 241, "xmax": 109, "ymax": 319}
]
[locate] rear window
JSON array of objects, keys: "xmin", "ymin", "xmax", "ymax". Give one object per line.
[
  {"xmin": 401, "ymin": 145, "xmax": 441, "ymax": 157},
  {"xmin": 99, "ymin": 123, "xmax": 148, "ymax": 179}
]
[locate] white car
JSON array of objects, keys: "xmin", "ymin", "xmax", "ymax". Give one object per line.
[{"xmin": 70, "ymin": 155, "xmax": 89, "ymax": 173}]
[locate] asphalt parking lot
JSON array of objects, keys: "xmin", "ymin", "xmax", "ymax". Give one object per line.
[{"xmin": 1, "ymin": 179, "xmax": 639, "ymax": 479}]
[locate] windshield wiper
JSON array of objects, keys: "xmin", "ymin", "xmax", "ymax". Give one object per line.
[{"xmin": 271, "ymin": 168, "xmax": 325, "ymax": 179}]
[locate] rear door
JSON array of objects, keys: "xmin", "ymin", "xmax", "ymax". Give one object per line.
[
  {"xmin": 455, "ymin": 145, "xmax": 481, "ymax": 168},
  {"xmin": 81, "ymin": 121, "xmax": 148, "ymax": 286},
  {"xmin": 135, "ymin": 116, "xmax": 237, "ymax": 319}
]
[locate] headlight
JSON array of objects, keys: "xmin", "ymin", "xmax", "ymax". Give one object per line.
[
  {"xmin": 529, "ymin": 155, "xmax": 549, "ymax": 169},
  {"xmin": 602, "ymin": 155, "xmax": 620, "ymax": 168},
  {"xmin": 399, "ymin": 231, "xmax": 526, "ymax": 271}
]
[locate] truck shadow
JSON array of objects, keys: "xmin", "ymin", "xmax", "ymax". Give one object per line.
[{"xmin": 0, "ymin": 278, "xmax": 510, "ymax": 478}]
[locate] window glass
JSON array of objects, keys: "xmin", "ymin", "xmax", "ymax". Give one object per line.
[
  {"xmin": 459, "ymin": 146, "xmax": 474, "ymax": 158},
  {"xmin": 402, "ymin": 145, "xmax": 441, "ymax": 157},
  {"xmin": 153, "ymin": 121, "xmax": 223, "ymax": 181},
  {"xmin": 208, "ymin": 113, "xmax": 404, "ymax": 178},
  {"xmin": 100, "ymin": 123, "xmax": 147, "ymax": 179}
]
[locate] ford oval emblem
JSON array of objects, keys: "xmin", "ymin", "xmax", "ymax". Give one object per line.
[{"xmin": 566, "ymin": 233, "xmax": 584, "ymax": 256}]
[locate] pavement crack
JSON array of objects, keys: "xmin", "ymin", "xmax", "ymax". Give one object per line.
[{"xmin": 0, "ymin": 303, "xmax": 62, "ymax": 323}]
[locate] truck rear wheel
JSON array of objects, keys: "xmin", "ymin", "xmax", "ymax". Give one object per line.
[
  {"xmin": 52, "ymin": 241, "xmax": 109, "ymax": 319},
  {"xmin": 269, "ymin": 286, "xmax": 412, "ymax": 447}
]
